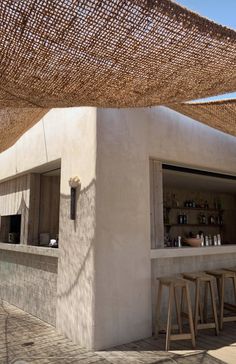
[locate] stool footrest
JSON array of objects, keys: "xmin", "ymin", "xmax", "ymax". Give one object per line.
[
  {"xmin": 197, "ymin": 323, "xmax": 217, "ymax": 330},
  {"xmin": 170, "ymin": 333, "xmax": 192, "ymax": 341},
  {"xmin": 223, "ymin": 316, "xmax": 236, "ymax": 322},
  {"xmin": 224, "ymin": 302, "xmax": 236, "ymax": 312}
]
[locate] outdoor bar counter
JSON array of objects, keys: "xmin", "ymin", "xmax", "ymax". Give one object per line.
[
  {"xmin": 0, "ymin": 242, "xmax": 59, "ymax": 325},
  {"xmin": 0, "ymin": 241, "xmax": 59, "ymax": 257},
  {"xmin": 151, "ymin": 245, "xmax": 236, "ymax": 326},
  {"xmin": 151, "ymin": 244, "xmax": 236, "ymax": 259}
]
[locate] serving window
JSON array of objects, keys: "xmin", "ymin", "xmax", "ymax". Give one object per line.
[{"xmin": 150, "ymin": 160, "xmax": 236, "ymax": 249}]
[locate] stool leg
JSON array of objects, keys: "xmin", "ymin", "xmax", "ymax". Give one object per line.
[
  {"xmin": 155, "ymin": 281, "xmax": 163, "ymax": 338},
  {"xmin": 184, "ymin": 285, "xmax": 196, "ymax": 349},
  {"xmin": 233, "ymin": 276, "xmax": 236, "ymax": 305},
  {"xmin": 203, "ymin": 281, "xmax": 208, "ymax": 323},
  {"xmin": 194, "ymin": 279, "xmax": 200, "ymax": 336},
  {"xmin": 209, "ymin": 280, "xmax": 219, "ymax": 335},
  {"xmin": 174, "ymin": 286, "xmax": 182, "ymax": 334},
  {"xmin": 219, "ymin": 277, "xmax": 225, "ymax": 330},
  {"xmin": 166, "ymin": 283, "xmax": 174, "ymax": 351},
  {"xmin": 199, "ymin": 285, "xmax": 204, "ymax": 324},
  {"xmin": 216, "ymin": 277, "xmax": 221, "ymax": 306}
]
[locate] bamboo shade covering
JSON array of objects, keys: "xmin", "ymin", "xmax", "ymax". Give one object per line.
[
  {"xmin": 0, "ymin": 0, "xmax": 236, "ymax": 152},
  {"xmin": 0, "ymin": 108, "xmax": 49, "ymax": 152},
  {"xmin": 169, "ymin": 99, "xmax": 236, "ymax": 137},
  {"xmin": 0, "ymin": 0, "xmax": 235, "ymax": 108}
]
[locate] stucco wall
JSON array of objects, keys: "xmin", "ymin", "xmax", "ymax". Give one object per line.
[
  {"xmin": 0, "ymin": 249, "xmax": 58, "ymax": 325},
  {"xmin": 0, "ymin": 105, "xmax": 236, "ymax": 350},
  {"xmin": 0, "ymin": 107, "xmax": 98, "ymax": 349},
  {"xmin": 56, "ymin": 107, "xmax": 97, "ymax": 349},
  {"xmin": 95, "ymin": 106, "xmax": 236, "ymax": 348},
  {"xmin": 95, "ymin": 109, "xmax": 152, "ymax": 349}
]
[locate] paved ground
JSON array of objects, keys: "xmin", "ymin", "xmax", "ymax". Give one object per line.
[{"xmin": 0, "ymin": 300, "xmax": 235, "ymax": 364}]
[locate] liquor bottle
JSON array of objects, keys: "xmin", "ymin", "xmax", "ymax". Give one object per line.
[
  {"xmin": 200, "ymin": 233, "xmax": 204, "ymax": 247},
  {"xmin": 213, "ymin": 235, "xmax": 217, "ymax": 246},
  {"xmin": 177, "ymin": 236, "xmax": 182, "ymax": 248},
  {"xmin": 183, "ymin": 213, "xmax": 188, "ymax": 224},
  {"xmin": 178, "ymin": 213, "xmax": 183, "ymax": 224},
  {"xmin": 209, "ymin": 215, "xmax": 215, "ymax": 225},
  {"xmin": 209, "ymin": 235, "xmax": 212, "ymax": 246},
  {"xmin": 202, "ymin": 214, "xmax": 207, "ymax": 224}
]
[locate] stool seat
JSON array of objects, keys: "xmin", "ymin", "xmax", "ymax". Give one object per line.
[
  {"xmin": 155, "ymin": 276, "xmax": 195, "ymax": 351},
  {"xmin": 159, "ymin": 276, "xmax": 188, "ymax": 287},
  {"xmin": 206, "ymin": 269, "xmax": 235, "ymax": 278},
  {"xmin": 206, "ymin": 269, "xmax": 236, "ymax": 330},
  {"xmin": 183, "ymin": 271, "xmax": 219, "ymax": 336},
  {"xmin": 183, "ymin": 272, "xmax": 214, "ymax": 282},
  {"xmin": 225, "ymin": 267, "xmax": 236, "ymax": 273}
]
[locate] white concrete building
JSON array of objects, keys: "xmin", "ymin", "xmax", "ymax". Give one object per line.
[{"xmin": 0, "ymin": 106, "xmax": 236, "ymax": 350}]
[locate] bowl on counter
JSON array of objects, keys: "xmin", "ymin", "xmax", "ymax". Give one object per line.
[{"xmin": 184, "ymin": 238, "xmax": 202, "ymax": 247}]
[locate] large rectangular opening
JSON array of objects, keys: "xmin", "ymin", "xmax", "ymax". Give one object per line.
[
  {"xmin": 150, "ymin": 160, "xmax": 236, "ymax": 249},
  {"xmin": 38, "ymin": 169, "xmax": 61, "ymax": 246},
  {"xmin": 0, "ymin": 214, "xmax": 21, "ymax": 243}
]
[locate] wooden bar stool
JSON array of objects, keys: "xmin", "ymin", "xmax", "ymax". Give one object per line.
[
  {"xmin": 206, "ymin": 269, "xmax": 236, "ymax": 330},
  {"xmin": 155, "ymin": 276, "xmax": 196, "ymax": 351},
  {"xmin": 225, "ymin": 267, "xmax": 236, "ymax": 273},
  {"xmin": 183, "ymin": 272, "xmax": 219, "ymax": 336}
]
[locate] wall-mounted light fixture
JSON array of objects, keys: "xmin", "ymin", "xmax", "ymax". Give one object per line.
[{"xmin": 68, "ymin": 176, "xmax": 81, "ymax": 220}]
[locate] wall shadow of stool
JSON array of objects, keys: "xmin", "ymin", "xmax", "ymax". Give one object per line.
[
  {"xmin": 206, "ymin": 269, "xmax": 236, "ymax": 330},
  {"xmin": 155, "ymin": 276, "xmax": 196, "ymax": 351},
  {"xmin": 183, "ymin": 272, "xmax": 219, "ymax": 336}
]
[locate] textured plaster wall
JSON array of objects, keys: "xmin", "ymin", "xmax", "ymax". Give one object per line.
[
  {"xmin": 95, "ymin": 106, "xmax": 236, "ymax": 349},
  {"xmin": 95, "ymin": 109, "xmax": 152, "ymax": 348},
  {"xmin": 147, "ymin": 106, "xmax": 236, "ymax": 174},
  {"xmin": 0, "ymin": 250, "xmax": 57, "ymax": 325},
  {"xmin": 0, "ymin": 107, "xmax": 98, "ymax": 349},
  {"xmin": 0, "ymin": 106, "xmax": 236, "ymax": 350},
  {"xmin": 56, "ymin": 107, "xmax": 97, "ymax": 349}
]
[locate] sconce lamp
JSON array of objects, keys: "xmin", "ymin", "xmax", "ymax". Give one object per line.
[{"xmin": 68, "ymin": 176, "xmax": 81, "ymax": 220}]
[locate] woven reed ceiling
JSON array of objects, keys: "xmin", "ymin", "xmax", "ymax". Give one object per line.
[
  {"xmin": 169, "ymin": 99, "xmax": 236, "ymax": 137},
  {"xmin": 0, "ymin": 0, "xmax": 236, "ymax": 153}
]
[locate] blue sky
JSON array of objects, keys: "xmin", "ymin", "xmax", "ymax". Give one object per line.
[{"xmin": 176, "ymin": 0, "xmax": 236, "ymax": 102}]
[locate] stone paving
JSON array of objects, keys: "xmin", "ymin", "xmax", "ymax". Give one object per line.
[{"xmin": 0, "ymin": 300, "xmax": 236, "ymax": 364}]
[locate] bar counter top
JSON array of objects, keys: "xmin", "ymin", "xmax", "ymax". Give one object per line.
[
  {"xmin": 151, "ymin": 244, "xmax": 236, "ymax": 259},
  {"xmin": 0, "ymin": 242, "xmax": 59, "ymax": 258}
]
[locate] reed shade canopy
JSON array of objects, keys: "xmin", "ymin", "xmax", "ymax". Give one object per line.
[
  {"xmin": 0, "ymin": 108, "xmax": 49, "ymax": 152},
  {"xmin": 170, "ymin": 99, "xmax": 236, "ymax": 137},
  {"xmin": 0, "ymin": 0, "xmax": 236, "ymax": 152},
  {"xmin": 0, "ymin": 0, "xmax": 236, "ymax": 108}
]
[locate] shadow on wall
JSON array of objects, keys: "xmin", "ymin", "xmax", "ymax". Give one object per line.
[
  {"xmin": 57, "ymin": 179, "xmax": 96, "ymax": 345},
  {"xmin": 17, "ymin": 194, "xmax": 28, "ymax": 215},
  {"xmin": 58, "ymin": 179, "xmax": 95, "ymax": 298},
  {"xmin": 0, "ymin": 175, "xmax": 29, "ymax": 197}
]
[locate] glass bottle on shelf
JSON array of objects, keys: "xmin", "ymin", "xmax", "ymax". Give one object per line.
[
  {"xmin": 208, "ymin": 235, "xmax": 212, "ymax": 246},
  {"xmin": 178, "ymin": 213, "xmax": 183, "ymax": 224},
  {"xmin": 204, "ymin": 200, "xmax": 209, "ymax": 209},
  {"xmin": 172, "ymin": 194, "xmax": 179, "ymax": 207},
  {"xmin": 202, "ymin": 214, "xmax": 207, "ymax": 224},
  {"xmin": 209, "ymin": 215, "xmax": 215, "ymax": 225},
  {"xmin": 183, "ymin": 213, "xmax": 188, "ymax": 224}
]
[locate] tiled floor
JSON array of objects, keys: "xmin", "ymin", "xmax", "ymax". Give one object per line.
[{"xmin": 1, "ymin": 300, "xmax": 235, "ymax": 364}]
